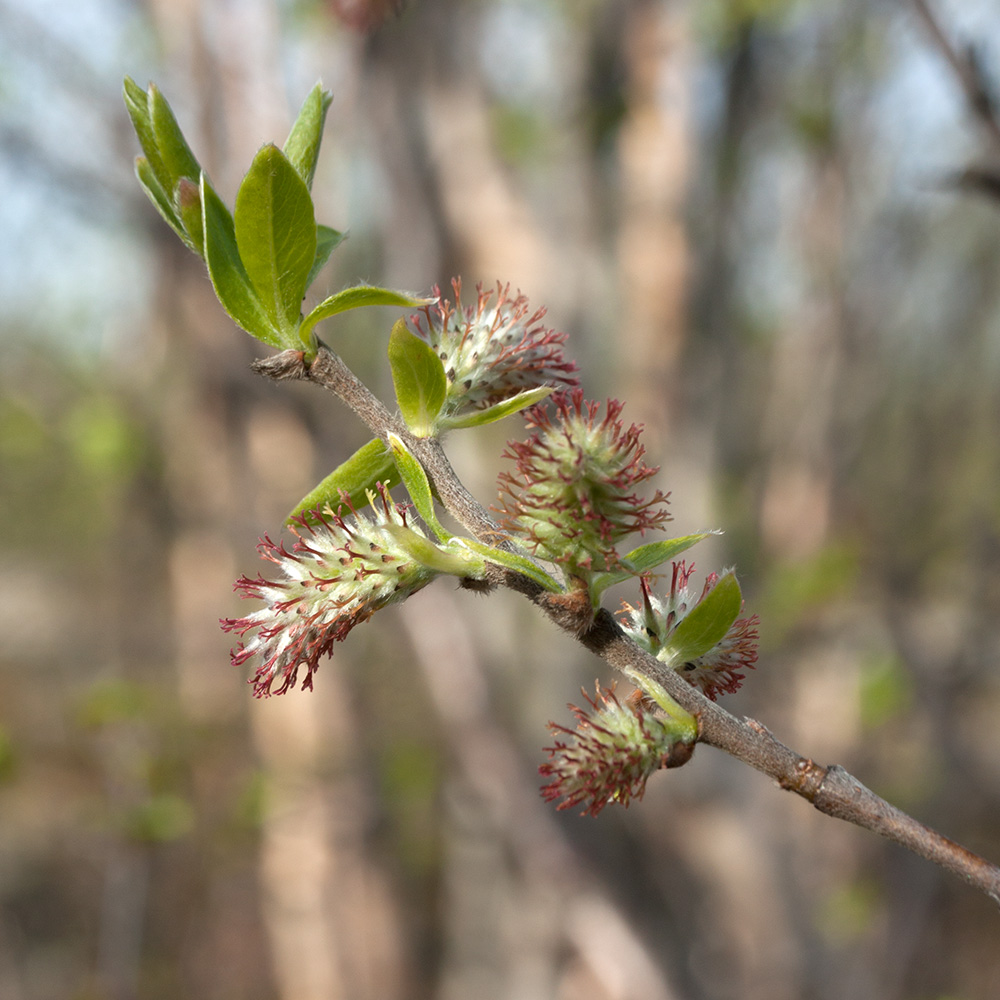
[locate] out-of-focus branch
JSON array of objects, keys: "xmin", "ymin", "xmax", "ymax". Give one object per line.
[
  {"xmin": 260, "ymin": 343, "xmax": 1000, "ymax": 911},
  {"xmin": 908, "ymin": 0, "xmax": 1000, "ymax": 149},
  {"xmin": 908, "ymin": 0, "xmax": 1000, "ymax": 203}
]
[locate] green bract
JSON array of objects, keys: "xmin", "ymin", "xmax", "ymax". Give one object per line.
[
  {"xmin": 623, "ymin": 669, "xmax": 700, "ymax": 741},
  {"xmin": 590, "ymin": 533, "xmax": 717, "ymax": 604},
  {"xmin": 386, "ymin": 434, "xmax": 450, "ymax": 540},
  {"xmin": 388, "ymin": 320, "xmax": 448, "ymax": 438},
  {"xmin": 287, "ymin": 438, "xmax": 395, "ymax": 525},
  {"xmin": 659, "ymin": 572, "xmax": 743, "ymax": 667},
  {"xmin": 452, "ymin": 537, "xmax": 564, "ymax": 593},
  {"xmin": 383, "ymin": 525, "xmax": 485, "ymax": 578},
  {"xmin": 438, "ymin": 386, "xmax": 555, "ymax": 431}
]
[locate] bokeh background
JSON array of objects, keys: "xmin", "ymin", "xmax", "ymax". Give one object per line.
[{"xmin": 2, "ymin": 0, "xmax": 1000, "ymax": 997}]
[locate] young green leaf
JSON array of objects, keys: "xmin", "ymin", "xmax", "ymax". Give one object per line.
[
  {"xmin": 126, "ymin": 79, "xmax": 203, "ymax": 254},
  {"xmin": 123, "ymin": 77, "xmax": 153, "ymax": 137},
  {"xmin": 306, "ymin": 224, "xmax": 346, "ymax": 288},
  {"xmin": 283, "ymin": 83, "xmax": 333, "ymax": 190},
  {"xmin": 234, "ymin": 144, "xmax": 317, "ymax": 339},
  {"xmin": 588, "ymin": 533, "xmax": 716, "ymax": 603},
  {"xmin": 299, "ymin": 285, "xmax": 432, "ymax": 346},
  {"xmin": 659, "ymin": 572, "xmax": 742, "ymax": 668},
  {"xmin": 388, "ymin": 319, "xmax": 448, "ymax": 438},
  {"xmin": 438, "ymin": 386, "xmax": 555, "ymax": 430},
  {"xmin": 124, "ymin": 78, "xmax": 167, "ymax": 187},
  {"xmin": 386, "ymin": 433, "xmax": 450, "ymax": 540},
  {"xmin": 134, "ymin": 157, "xmax": 185, "ymax": 240},
  {"xmin": 452, "ymin": 537, "xmax": 564, "ymax": 593},
  {"xmin": 201, "ymin": 175, "xmax": 282, "ymax": 347},
  {"xmin": 286, "ymin": 438, "xmax": 396, "ymax": 524},
  {"xmin": 176, "ymin": 178, "xmax": 205, "ymax": 255},
  {"xmin": 149, "ymin": 82, "xmax": 202, "ymax": 188}
]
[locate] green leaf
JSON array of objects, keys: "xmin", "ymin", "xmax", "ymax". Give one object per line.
[
  {"xmin": 384, "ymin": 525, "xmax": 485, "ymax": 578},
  {"xmin": 134, "ymin": 156, "xmax": 185, "ymax": 239},
  {"xmin": 660, "ymin": 572, "xmax": 742, "ymax": 667},
  {"xmin": 124, "ymin": 78, "xmax": 167, "ymax": 188},
  {"xmin": 388, "ymin": 319, "xmax": 448, "ymax": 438},
  {"xmin": 287, "ymin": 438, "xmax": 396, "ymax": 524},
  {"xmin": 283, "ymin": 83, "xmax": 333, "ymax": 190},
  {"xmin": 306, "ymin": 224, "xmax": 346, "ymax": 287},
  {"xmin": 149, "ymin": 82, "xmax": 201, "ymax": 188},
  {"xmin": 176, "ymin": 177, "xmax": 204, "ymax": 255},
  {"xmin": 589, "ymin": 533, "xmax": 716, "ymax": 602},
  {"xmin": 299, "ymin": 285, "xmax": 432, "ymax": 346},
  {"xmin": 452, "ymin": 536, "xmax": 563, "ymax": 593},
  {"xmin": 123, "ymin": 77, "xmax": 153, "ymax": 138},
  {"xmin": 234, "ymin": 144, "xmax": 317, "ymax": 338},
  {"xmin": 438, "ymin": 386, "xmax": 554, "ymax": 430},
  {"xmin": 126, "ymin": 79, "xmax": 204, "ymax": 256},
  {"xmin": 622, "ymin": 534, "xmax": 717, "ymax": 574},
  {"xmin": 386, "ymin": 433, "xmax": 450, "ymax": 540},
  {"xmin": 201, "ymin": 174, "xmax": 282, "ymax": 347}
]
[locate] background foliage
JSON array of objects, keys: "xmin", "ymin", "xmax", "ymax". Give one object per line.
[{"xmin": 2, "ymin": 1, "xmax": 999, "ymax": 998}]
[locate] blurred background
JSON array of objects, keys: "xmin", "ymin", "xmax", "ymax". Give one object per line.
[{"xmin": 2, "ymin": 0, "xmax": 1000, "ymax": 997}]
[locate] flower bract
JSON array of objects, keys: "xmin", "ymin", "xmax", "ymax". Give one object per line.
[{"xmin": 619, "ymin": 563, "xmax": 760, "ymax": 700}]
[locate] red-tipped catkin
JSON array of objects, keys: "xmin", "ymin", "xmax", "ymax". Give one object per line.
[{"xmin": 497, "ymin": 390, "xmax": 671, "ymax": 577}]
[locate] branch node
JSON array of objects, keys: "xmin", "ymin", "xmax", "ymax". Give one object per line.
[
  {"xmin": 778, "ymin": 757, "xmax": 828, "ymax": 800},
  {"xmin": 252, "ymin": 350, "xmax": 308, "ymax": 381},
  {"xmin": 744, "ymin": 717, "xmax": 772, "ymax": 737},
  {"xmin": 542, "ymin": 585, "xmax": 597, "ymax": 636}
]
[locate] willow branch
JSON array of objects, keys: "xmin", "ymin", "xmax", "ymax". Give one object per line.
[
  {"xmin": 258, "ymin": 344, "xmax": 1000, "ymax": 910},
  {"xmin": 584, "ymin": 612, "xmax": 1000, "ymax": 907}
]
